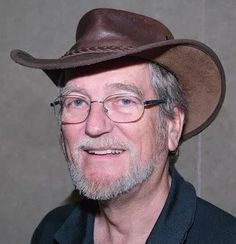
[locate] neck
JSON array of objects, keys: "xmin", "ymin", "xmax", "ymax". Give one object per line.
[{"xmin": 94, "ymin": 162, "xmax": 171, "ymax": 244}]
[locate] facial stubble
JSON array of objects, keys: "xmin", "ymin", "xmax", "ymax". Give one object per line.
[{"xmin": 67, "ymin": 128, "xmax": 167, "ymax": 201}]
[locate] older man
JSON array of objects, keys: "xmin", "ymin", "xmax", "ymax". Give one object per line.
[{"xmin": 11, "ymin": 8, "xmax": 235, "ymax": 244}]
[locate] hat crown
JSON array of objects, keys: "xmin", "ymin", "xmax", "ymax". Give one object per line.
[{"xmin": 72, "ymin": 8, "xmax": 173, "ymax": 50}]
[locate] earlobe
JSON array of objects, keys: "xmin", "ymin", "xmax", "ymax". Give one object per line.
[{"xmin": 167, "ymin": 108, "xmax": 185, "ymax": 151}]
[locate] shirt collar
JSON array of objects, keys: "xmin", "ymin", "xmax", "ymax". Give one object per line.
[
  {"xmin": 146, "ymin": 166, "xmax": 196, "ymax": 243},
  {"xmin": 54, "ymin": 200, "xmax": 97, "ymax": 244},
  {"xmin": 54, "ymin": 167, "xmax": 196, "ymax": 244}
]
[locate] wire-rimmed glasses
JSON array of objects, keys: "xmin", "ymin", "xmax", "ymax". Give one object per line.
[{"xmin": 50, "ymin": 93, "xmax": 166, "ymax": 124}]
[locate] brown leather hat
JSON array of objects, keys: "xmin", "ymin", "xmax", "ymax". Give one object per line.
[{"xmin": 10, "ymin": 8, "xmax": 225, "ymax": 141}]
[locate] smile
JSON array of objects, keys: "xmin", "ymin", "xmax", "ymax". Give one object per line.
[{"xmin": 84, "ymin": 148, "xmax": 125, "ymax": 155}]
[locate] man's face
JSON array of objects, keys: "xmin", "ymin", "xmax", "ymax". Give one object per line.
[{"xmin": 61, "ymin": 60, "xmax": 169, "ymax": 200}]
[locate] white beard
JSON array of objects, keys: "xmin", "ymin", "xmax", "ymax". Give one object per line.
[
  {"xmin": 69, "ymin": 156, "xmax": 156, "ymax": 200},
  {"xmin": 67, "ymin": 133, "xmax": 167, "ymax": 200}
]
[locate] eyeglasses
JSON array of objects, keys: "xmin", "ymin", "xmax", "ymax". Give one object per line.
[{"xmin": 50, "ymin": 94, "xmax": 166, "ymax": 124}]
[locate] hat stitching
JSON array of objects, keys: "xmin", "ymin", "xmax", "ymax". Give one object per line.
[{"xmin": 63, "ymin": 46, "xmax": 133, "ymax": 57}]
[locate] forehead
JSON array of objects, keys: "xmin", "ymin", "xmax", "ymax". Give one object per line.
[{"xmin": 63, "ymin": 59, "xmax": 154, "ymax": 96}]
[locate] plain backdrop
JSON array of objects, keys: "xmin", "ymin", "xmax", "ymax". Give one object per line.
[{"xmin": 1, "ymin": 0, "xmax": 236, "ymax": 243}]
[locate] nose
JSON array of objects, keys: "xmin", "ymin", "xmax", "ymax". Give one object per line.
[{"xmin": 85, "ymin": 102, "xmax": 113, "ymax": 137}]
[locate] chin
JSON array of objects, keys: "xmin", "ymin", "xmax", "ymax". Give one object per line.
[
  {"xmin": 68, "ymin": 154, "xmax": 156, "ymax": 201},
  {"xmin": 87, "ymin": 172, "xmax": 120, "ymax": 187},
  {"xmin": 77, "ymin": 178, "xmax": 125, "ymax": 201}
]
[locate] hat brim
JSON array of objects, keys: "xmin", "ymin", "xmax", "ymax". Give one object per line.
[{"xmin": 10, "ymin": 39, "xmax": 225, "ymax": 141}]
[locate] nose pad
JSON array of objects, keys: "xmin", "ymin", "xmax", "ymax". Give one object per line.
[{"xmin": 103, "ymin": 107, "xmax": 108, "ymax": 114}]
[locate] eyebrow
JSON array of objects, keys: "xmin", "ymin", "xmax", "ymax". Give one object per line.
[
  {"xmin": 60, "ymin": 86, "xmax": 89, "ymax": 97},
  {"xmin": 60, "ymin": 82, "xmax": 144, "ymax": 98},
  {"xmin": 105, "ymin": 83, "xmax": 144, "ymax": 97}
]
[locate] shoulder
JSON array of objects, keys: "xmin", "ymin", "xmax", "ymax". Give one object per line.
[
  {"xmin": 31, "ymin": 204, "xmax": 76, "ymax": 244},
  {"xmin": 31, "ymin": 199, "xmax": 98, "ymax": 244},
  {"xmin": 187, "ymin": 197, "xmax": 236, "ymax": 243}
]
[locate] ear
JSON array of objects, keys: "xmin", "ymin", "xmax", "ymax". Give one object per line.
[{"xmin": 167, "ymin": 108, "xmax": 185, "ymax": 151}]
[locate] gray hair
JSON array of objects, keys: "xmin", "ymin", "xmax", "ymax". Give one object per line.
[
  {"xmin": 148, "ymin": 62, "xmax": 188, "ymax": 163},
  {"xmin": 149, "ymin": 63, "xmax": 187, "ymax": 123}
]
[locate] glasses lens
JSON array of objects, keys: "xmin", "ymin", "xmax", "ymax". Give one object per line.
[
  {"xmin": 104, "ymin": 95, "xmax": 143, "ymax": 122},
  {"xmin": 56, "ymin": 96, "xmax": 90, "ymax": 123}
]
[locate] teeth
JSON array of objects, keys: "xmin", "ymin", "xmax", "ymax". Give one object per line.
[{"xmin": 87, "ymin": 149, "xmax": 123, "ymax": 155}]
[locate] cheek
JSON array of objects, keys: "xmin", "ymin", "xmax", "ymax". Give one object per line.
[
  {"xmin": 121, "ymin": 116, "xmax": 160, "ymax": 162},
  {"xmin": 62, "ymin": 123, "xmax": 84, "ymax": 142},
  {"xmin": 62, "ymin": 125, "xmax": 83, "ymax": 159},
  {"xmin": 138, "ymin": 112, "xmax": 167, "ymax": 163},
  {"xmin": 141, "ymin": 125, "xmax": 159, "ymax": 160}
]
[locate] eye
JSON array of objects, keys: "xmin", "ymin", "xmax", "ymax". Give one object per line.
[
  {"xmin": 107, "ymin": 95, "xmax": 140, "ymax": 108},
  {"xmin": 64, "ymin": 96, "xmax": 89, "ymax": 109},
  {"xmin": 71, "ymin": 98, "xmax": 84, "ymax": 106},
  {"xmin": 118, "ymin": 96, "xmax": 140, "ymax": 106},
  {"xmin": 120, "ymin": 98, "xmax": 132, "ymax": 105}
]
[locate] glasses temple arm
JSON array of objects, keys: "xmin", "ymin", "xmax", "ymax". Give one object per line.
[{"xmin": 144, "ymin": 99, "xmax": 166, "ymax": 106}]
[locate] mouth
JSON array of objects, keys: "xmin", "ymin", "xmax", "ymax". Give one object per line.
[{"xmin": 82, "ymin": 147, "xmax": 125, "ymax": 156}]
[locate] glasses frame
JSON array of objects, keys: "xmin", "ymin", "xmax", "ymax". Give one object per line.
[{"xmin": 50, "ymin": 94, "xmax": 166, "ymax": 124}]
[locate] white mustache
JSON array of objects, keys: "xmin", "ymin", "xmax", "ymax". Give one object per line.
[{"xmin": 75, "ymin": 136, "xmax": 132, "ymax": 151}]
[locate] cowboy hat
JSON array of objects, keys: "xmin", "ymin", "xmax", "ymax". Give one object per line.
[{"xmin": 10, "ymin": 8, "xmax": 225, "ymax": 141}]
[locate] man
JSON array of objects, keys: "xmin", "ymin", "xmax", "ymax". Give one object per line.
[{"xmin": 11, "ymin": 8, "xmax": 236, "ymax": 244}]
